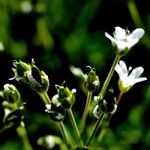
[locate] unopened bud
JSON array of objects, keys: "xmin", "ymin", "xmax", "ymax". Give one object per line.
[
  {"xmin": 84, "ymin": 66, "xmax": 100, "ymax": 92},
  {"xmin": 3, "ymin": 84, "xmax": 21, "ymax": 104},
  {"xmin": 55, "ymin": 85, "xmax": 76, "ymax": 109}
]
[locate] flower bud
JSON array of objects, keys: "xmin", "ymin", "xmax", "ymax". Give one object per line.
[
  {"xmin": 56, "ymin": 85, "xmax": 76, "ymax": 109},
  {"xmin": 98, "ymin": 89, "xmax": 117, "ymax": 114},
  {"xmin": 12, "ymin": 60, "xmax": 31, "ymax": 80},
  {"xmin": 30, "ymin": 63, "xmax": 49, "ymax": 92},
  {"xmin": 3, "ymin": 84, "xmax": 21, "ymax": 104},
  {"xmin": 84, "ymin": 66, "xmax": 100, "ymax": 92},
  {"xmin": 11, "ymin": 59, "xmax": 49, "ymax": 93}
]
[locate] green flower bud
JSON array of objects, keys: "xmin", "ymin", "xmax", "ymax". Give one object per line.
[
  {"xmin": 11, "ymin": 59, "xmax": 49, "ymax": 93},
  {"xmin": 29, "ymin": 63, "xmax": 49, "ymax": 92},
  {"xmin": 56, "ymin": 85, "xmax": 76, "ymax": 109},
  {"xmin": 13, "ymin": 60, "xmax": 31, "ymax": 77},
  {"xmin": 3, "ymin": 84, "xmax": 21, "ymax": 104},
  {"xmin": 84, "ymin": 66, "xmax": 100, "ymax": 92}
]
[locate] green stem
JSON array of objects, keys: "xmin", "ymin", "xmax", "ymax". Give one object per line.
[
  {"xmin": 67, "ymin": 108, "xmax": 84, "ymax": 148},
  {"xmin": 38, "ymin": 92, "xmax": 51, "ymax": 105},
  {"xmin": 86, "ymin": 113, "xmax": 105, "ymax": 147},
  {"xmin": 127, "ymin": 0, "xmax": 144, "ymax": 27},
  {"xmin": 99, "ymin": 54, "xmax": 121, "ymax": 100},
  {"xmin": 58, "ymin": 121, "xmax": 70, "ymax": 148},
  {"xmin": 80, "ymin": 91, "xmax": 92, "ymax": 133},
  {"xmin": 16, "ymin": 122, "xmax": 32, "ymax": 150}
]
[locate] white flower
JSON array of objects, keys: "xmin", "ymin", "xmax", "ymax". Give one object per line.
[
  {"xmin": 115, "ymin": 60, "xmax": 147, "ymax": 93},
  {"xmin": 105, "ymin": 26, "xmax": 145, "ymax": 52}
]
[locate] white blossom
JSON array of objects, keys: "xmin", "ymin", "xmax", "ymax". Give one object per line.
[
  {"xmin": 105, "ymin": 26, "xmax": 145, "ymax": 52},
  {"xmin": 115, "ymin": 60, "xmax": 147, "ymax": 93}
]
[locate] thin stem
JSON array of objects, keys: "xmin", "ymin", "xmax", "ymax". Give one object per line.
[
  {"xmin": 117, "ymin": 91, "xmax": 124, "ymax": 105},
  {"xmin": 80, "ymin": 91, "xmax": 92, "ymax": 132},
  {"xmin": 68, "ymin": 108, "xmax": 84, "ymax": 148},
  {"xmin": 58, "ymin": 121, "xmax": 70, "ymax": 148},
  {"xmin": 99, "ymin": 54, "xmax": 121, "ymax": 100},
  {"xmin": 38, "ymin": 92, "xmax": 51, "ymax": 105},
  {"xmin": 16, "ymin": 122, "xmax": 32, "ymax": 150},
  {"xmin": 127, "ymin": 0, "xmax": 144, "ymax": 28},
  {"xmin": 86, "ymin": 113, "xmax": 105, "ymax": 147}
]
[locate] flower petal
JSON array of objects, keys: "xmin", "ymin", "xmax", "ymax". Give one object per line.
[
  {"xmin": 118, "ymin": 60, "xmax": 128, "ymax": 74},
  {"xmin": 129, "ymin": 77, "xmax": 147, "ymax": 86},
  {"xmin": 105, "ymin": 32, "xmax": 116, "ymax": 43},
  {"xmin": 130, "ymin": 28, "xmax": 145, "ymax": 40},
  {"xmin": 114, "ymin": 26, "xmax": 126, "ymax": 40},
  {"xmin": 129, "ymin": 67, "xmax": 144, "ymax": 79}
]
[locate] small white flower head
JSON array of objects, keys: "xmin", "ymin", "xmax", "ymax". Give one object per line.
[
  {"xmin": 115, "ymin": 60, "xmax": 147, "ymax": 93},
  {"xmin": 105, "ymin": 26, "xmax": 145, "ymax": 55}
]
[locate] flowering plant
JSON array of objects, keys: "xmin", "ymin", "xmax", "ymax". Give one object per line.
[{"xmin": 0, "ymin": 26, "xmax": 147, "ymax": 150}]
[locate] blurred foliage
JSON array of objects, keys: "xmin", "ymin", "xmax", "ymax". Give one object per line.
[{"xmin": 0, "ymin": 0, "xmax": 150, "ymax": 149}]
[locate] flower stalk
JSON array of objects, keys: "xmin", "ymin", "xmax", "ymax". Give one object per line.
[
  {"xmin": 99, "ymin": 54, "xmax": 121, "ymax": 100},
  {"xmin": 58, "ymin": 121, "xmax": 70, "ymax": 148},
  {"xmin": 80, "ymin": 91, "xmax": 92, "ymax": 133},
  {"xmin": 86, "ymin": 113, "xmax": 105, "ymax": 147},
  {"xmin": 38, "ymin": 92, "xmax": 51, "ymax": 105},
  {"xmin": 67, "ymin": 108, "xmax": 84, "ymax": 148},
  {"xmin": 16, "ymin": 122, "xmax": 32, "ymax": 150},
  {"xmin": 116, "ymin": 91, "xmax": 124, "ymax": 105}
]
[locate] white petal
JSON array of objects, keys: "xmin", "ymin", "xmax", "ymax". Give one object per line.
[
  {"xmin": 69, "ymin": 65, "xmax": 84, "ymax": 77},
  {"xmin": 130, "ymin": 77, "xmax": 147, "ymax": 85},
  {"xmin": 114, "ymin": 26, "xmax": 126, "ymax": 40},
  {"xmin": 130, "ymin": 28, "xmax": 145, "ymax": 40},
  {"xmin": 105, "ymin": 32, "xmax": 116, "ymax": 43},
  {"xmin": 118, "ymin": 61, "xmax": 128, "ymax": 75},
  {"xmin": 126, "ymin": 39, "xmax": 139, "ymax": 49},
  {"xmin": 129, "ymin": 67, "xmax": 144, "ymax": 79},
  {"xmin": 71, "ymin": 89, "xmax": 76, "ymax": 93},
  {"xmin": 115, "ymin": 41, "xmax": 128, "ymax": 51},
  {"xmin": 115, "ymin": 60, "xmax": 128, "ymax": 81}
]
